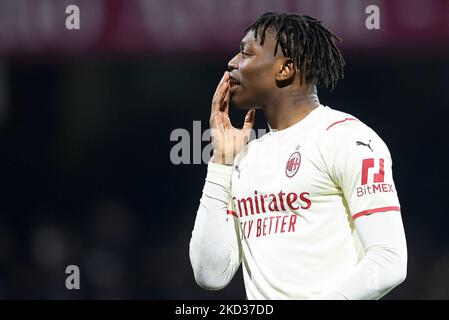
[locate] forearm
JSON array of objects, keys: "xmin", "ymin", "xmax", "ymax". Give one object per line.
[
  {"xmin": 189, "ymin": 162, "xmax": 241, "ymax": 290},
  {"xmin": 312, "ymin": 212, "xmax": 407, "ymax": 300}
]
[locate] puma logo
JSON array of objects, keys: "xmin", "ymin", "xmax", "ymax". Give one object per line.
[
  {"xmin": 235, "ymin": 165, "xmax": 242, "ymax": 179},
  {"xmin": 234, "ymin": 163, "xmax": 248, "ymax": 179},
  {"xmin": 356, "ymin": 140, "xmax": 373, "ymax": 152}
]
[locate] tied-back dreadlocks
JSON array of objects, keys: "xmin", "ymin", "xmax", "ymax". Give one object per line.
[{"xmin": 245, "ymin": 12, "xmax": 345, "ymax": 91}]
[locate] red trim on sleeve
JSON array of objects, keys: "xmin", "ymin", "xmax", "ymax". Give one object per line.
[
  {"xmin": 326, "ymin": 118, "xmax": 359, "ymax": 130},
  {"xmin": 352, "ymin": 206, "xmax": 401, "ymax": 220},
  {"xmin": 227, "ymin": 210, "xmax": 238, "ymax": 218}
]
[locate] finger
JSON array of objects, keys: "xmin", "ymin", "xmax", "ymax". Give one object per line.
[
  {"xmin": 220, "ymin": 81, "xmax": 230, "ymax": 113},
  {"xmin": 222, "ymin": 83, "xmax": 237, "ymax": 130},
  {"xmin": 222, "ymin": 109, "xmax": 235, "ymax": 130},
  {"xmin": 213, "ymin": 71, "xmax": 229, "ymax": 98},
  {"xmin": 211, "ymin": 72, "xmax": 230, "ymax": 113},
  {"xmin": 210, "ymin": 108, "xmax": 224, "ymax": 129},
  {"xmin": 211, "ymin": 86, "xmax": 229, "ymax": 129},
  {"xmin": 218, "ymin": 79, "xmax": 230, "ymax": 111}
]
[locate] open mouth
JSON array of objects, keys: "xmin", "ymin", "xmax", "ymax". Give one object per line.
[{"xmin": 229, "ymin": 76, "xmax": 241, "ymax": 87}]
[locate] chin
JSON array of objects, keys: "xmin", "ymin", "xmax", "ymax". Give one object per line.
[{"xmin": 231, "ymin": 94, "xmax": 254, "ymax": 110}]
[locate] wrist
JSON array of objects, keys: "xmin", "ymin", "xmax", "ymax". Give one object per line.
[
  {"xmin": 206, "ymin": 161, "xmax": 234, "ymax": 186},
  {"xmin": 210, "ymin": 154, "xmax": 234, "ymax": 166}
]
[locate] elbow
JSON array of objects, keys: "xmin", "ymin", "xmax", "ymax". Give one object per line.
[
  {"xmin": 392, "ymin": 259, "xmax": 407, "ymax": 287},
  {"xmin": 365, "ymin": 245, "xmax": 407, "ymax": 298},
  {"xmin": 389, "ymin": 246, "xmax": 408, "ymax": 289},
  {"xmin": 190, "ymin": 257, "xmax": 231, "ymax": 290},
  {"xmin": 380, "ymin": 262, "xmax": 407, "ymax": 297},
  {"xmin": 380, "ymin": 251, "xmax": 408, "ymax": 295},
  {"xmin": 192, "ymin": 268, "xmax": 230, "ymax": 291},
  {"xmin": 189, "ymin": 242, "xmax": 231, "ymax": 290},
  {"xmin": 381, "ymin": 266, "xmax": 406, "ymax": 295}
]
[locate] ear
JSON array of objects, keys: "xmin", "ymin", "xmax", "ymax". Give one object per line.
[{"xmin": 275, "ymin": 58, "xmax": 295, "ymax": 82}]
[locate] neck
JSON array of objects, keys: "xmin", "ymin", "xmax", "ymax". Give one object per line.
[{"xmin": 263, "ymin": 86, "xmax": 320, "ymax": 131}]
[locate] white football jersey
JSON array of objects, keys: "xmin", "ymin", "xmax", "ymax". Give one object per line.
[{"xmin": 227, "ymin": 105, "xmax": 401, "ymax": 299}]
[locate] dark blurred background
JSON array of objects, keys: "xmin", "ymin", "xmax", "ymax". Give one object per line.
[{"xmin": 0, "ymin": 0, "xmax": 448, "ymax": 299}]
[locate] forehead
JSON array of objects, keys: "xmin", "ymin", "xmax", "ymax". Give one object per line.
[{"xmin": 241, "ymin": 28, "xmax": 278, "ymax": 53}]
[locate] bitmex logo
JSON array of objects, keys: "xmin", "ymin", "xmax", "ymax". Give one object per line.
[
  {"xmin": 357, "ymin": 158, "xmax": 395, "ymax": 198},
  {"xmin": 361, "ymin": 158, "xmax": 384, "ymax": 185}
]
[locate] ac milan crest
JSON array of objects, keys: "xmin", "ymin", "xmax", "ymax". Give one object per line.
[{"xmin": 285, "ymin": 151, "xmax": 301, "ymax": 178}]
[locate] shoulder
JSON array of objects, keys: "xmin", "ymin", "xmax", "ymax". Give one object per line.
[
  {"xmin": 316, "ymin": 105, "xmax": 362, "ymax": 133},
  {"xmin": 316, "ymin": 106, "xmax": 391, "ymax": 159},
  {"xmin": 318, "ymin": 106, "xmax": 379, "ymax": 140}
]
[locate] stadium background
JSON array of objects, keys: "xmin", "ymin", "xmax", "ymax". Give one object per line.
[{"xmin": 0, "ymin": 0, "xmax": 448, "ymax": 299}]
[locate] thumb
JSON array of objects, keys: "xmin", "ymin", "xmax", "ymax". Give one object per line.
[
  {"xmin": 242, "ymin": 109, "xmax": 256, "ymax": 143},
  {"xmin": 242, "ymin": 109, "xmax": 256, "ymax": 131}
]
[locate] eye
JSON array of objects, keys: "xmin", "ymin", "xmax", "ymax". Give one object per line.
[{"xmin": 241, "ymin": 50, "xmax": 250, "ymax": 57}]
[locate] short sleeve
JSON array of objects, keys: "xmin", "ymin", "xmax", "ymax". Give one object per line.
[{"xmin": 324, "ymin": 122, "xmax": 401, "ymax": 220}]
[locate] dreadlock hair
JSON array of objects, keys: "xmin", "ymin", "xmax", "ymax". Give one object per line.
[{"xmin": 245, "ymin": 12, "xmax": 345, "ymax": 91}]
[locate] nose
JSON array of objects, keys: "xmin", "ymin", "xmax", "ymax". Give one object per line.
[{"xmin": 227, "ymin": 53, "xmax": 239, "ymax": 71}]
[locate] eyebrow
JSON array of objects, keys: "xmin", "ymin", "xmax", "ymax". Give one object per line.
[{"xmin": 240, "ymin": 41, "xmax": 254, "ymax": 51}]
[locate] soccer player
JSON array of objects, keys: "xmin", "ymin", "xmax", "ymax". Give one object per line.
[{"xmin": 189, "ymin": 12, "xmax": 407, "ymax": 299}]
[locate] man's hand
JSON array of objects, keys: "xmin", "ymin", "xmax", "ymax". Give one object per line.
[{"xmin": 209, "ymin": 71, "xmax": 255, "ymax": 166}]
